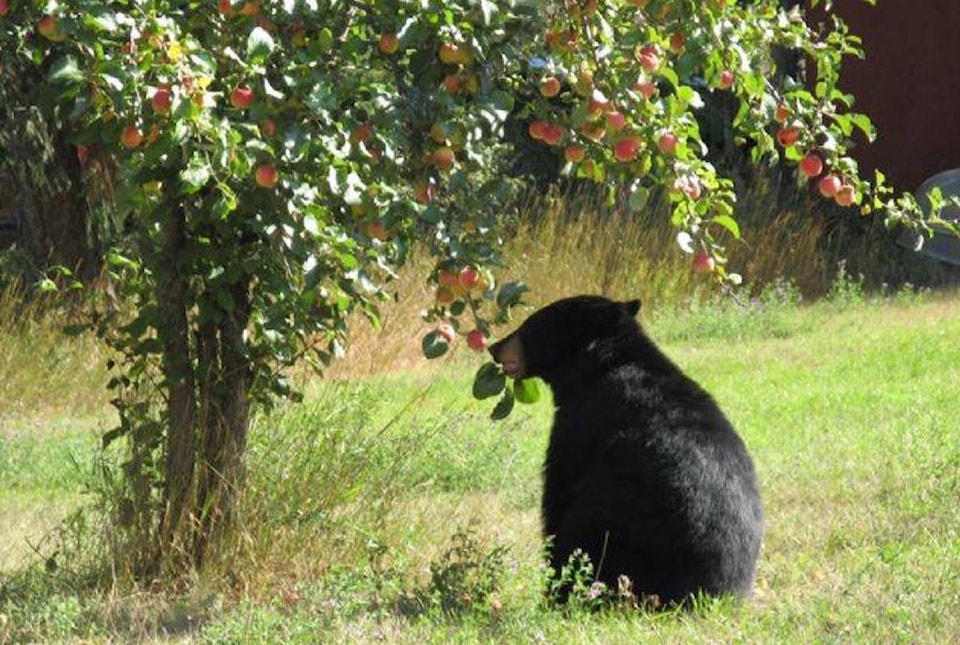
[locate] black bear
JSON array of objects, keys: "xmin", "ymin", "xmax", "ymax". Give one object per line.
[{"xmin": 489, "ymin": 295, "xmax": 763, "ymax": 607}]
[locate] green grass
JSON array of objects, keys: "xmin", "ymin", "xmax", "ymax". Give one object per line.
[{"xmin": 3, "ymin": 289, "xmax": 960, "ymax": 643}]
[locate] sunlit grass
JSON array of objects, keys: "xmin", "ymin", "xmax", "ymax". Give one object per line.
[
  {"xmin": 4, "ymin": 290, "xmax": 960, "ymax": 643},
  {"xmin": 0, "ymin": 284, "xmax": 110, "ymax": 424}
]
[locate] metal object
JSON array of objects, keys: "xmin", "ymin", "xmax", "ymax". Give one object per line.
[{"xmin": 896, "ymin": 169, "xmax": 960, "ymax": 266}]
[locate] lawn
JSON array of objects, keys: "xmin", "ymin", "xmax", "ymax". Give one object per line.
[{"xmin": 2, "ymin": 288, "xmax": 959, "ymax": 643}]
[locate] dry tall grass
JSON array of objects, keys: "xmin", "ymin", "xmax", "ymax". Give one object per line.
[
  {"xmin": 330, "ymin": 173, "xmax": 942, "ymax": 378},
  {"xmin": 0, "ymin": 285, "xmax": 110, "ymax": 424}
]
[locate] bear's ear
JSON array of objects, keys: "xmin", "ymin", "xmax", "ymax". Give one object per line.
[{"xmin": 623, "ymin": 299, "xmax": 641, "ymax": 317}]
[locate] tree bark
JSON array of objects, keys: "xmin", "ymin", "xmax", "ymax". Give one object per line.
[
  {"xmin": 0, "ymin": 105, "xmax": 95, "ymax": 278},
  {"xmin": 193, "ymin": 277, "xmax": 253, "ymax": 568},
  {"xmin": 156, "ymin": 205, "xmax": 198, "ymax": 576}
]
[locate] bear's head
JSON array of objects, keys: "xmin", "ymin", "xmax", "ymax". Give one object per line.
[{"xmin": 489, "ymin": 295, "xmax": 641, "ymax": 382}]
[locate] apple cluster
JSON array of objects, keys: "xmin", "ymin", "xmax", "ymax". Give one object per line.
[
  {"xmin": 774, "ymin": 105, "xmax": 858, "ymax": 208},
  {"xmin": 432, "ymin": 266, "xmax": 491, "ymax": 352}
]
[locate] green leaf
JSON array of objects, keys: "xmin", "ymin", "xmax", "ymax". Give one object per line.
[
  {"xmin": 83, "ymin": 9, "xmax": 119, "ymax": 32},
  {"xmin": 105, "ymin": 252, "xmax": 139, "ymax": 271},
  {"xmin": 712, "ymin": 215, "xmax": 741, "ymax": 239},
  {"xmin": 490, "ymin": 389, "xmax": 515, "ymax": 420},
  {"xmin": 496, "ymin": 281, "xmax": 529, "ymax": 310},
  {"xmin": 247, "ymin": 26, "xmax": 275, "ymax": 61},
  {"xmin": 513, "ymin": 378, "xmax": 541, "ymax": 404},
  {"xmin": 675, "ymin": 85, "xmax": 704, "ymax": 110},
  {"xmin": 181, "ymin": 155, "xmax": 211, "ymax": 194},
  {"xmin": 479, "ymin": 0, "xmax": 496, "ymax": 24},
  {"xmin": 421, "ymin": 330, "xmax": 449, "ymax": 359},
  {"xmin": 473, "ymin": 362, "xmax": 506, "ymax": 400},
  {"xmin": 850, "ymin": 113, "xmax": 875, "ymax": 142},
  {"xmin": 48, "ymin": 56, "xmax": 83, "ymax": 84}
]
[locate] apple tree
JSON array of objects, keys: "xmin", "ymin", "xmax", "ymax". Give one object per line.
[{"xmin": 8, "ymin": 0, "xmax": 540, "ymax": 577}]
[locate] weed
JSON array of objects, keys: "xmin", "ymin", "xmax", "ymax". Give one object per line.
[
  {"xmin": 826, "ymin": 260, "xmax": 866, "ymax": 305},
  {"xmin": 402, "ymin": 524, "xmax": 511, "ymax": 616}
]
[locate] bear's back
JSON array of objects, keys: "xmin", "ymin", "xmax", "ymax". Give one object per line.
[{"xmin": 544, "ymin": 337, "xmax": 763, "ymax": 603}]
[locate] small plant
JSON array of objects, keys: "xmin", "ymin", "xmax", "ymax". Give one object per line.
[
  {"xmin": 827, "ymin": 260, "xmax": 866, "ymax": 305},
  {"xmin": 409, "ymin": 524, "xmax": 510, "ymax": 615},
  {"xmin": 543, "ymin": 546, "xmax": 603, "ymax": 611}
]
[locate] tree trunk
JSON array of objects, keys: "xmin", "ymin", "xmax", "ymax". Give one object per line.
[
  {"xmin": 156, "ymin": 205, "xmax": 198, "ymax": 577},
  {"xmin": 0, "ymin": 105, "xmax": 96, "ymax": 278},
  {"xmin": 193, "ymin": 277, "xmax": 253, "ymax": 569}
]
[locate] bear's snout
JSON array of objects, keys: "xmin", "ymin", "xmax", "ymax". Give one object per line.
[{"xmin": 489, "ymin": 334, "xmax": 525, "ymax": 379}]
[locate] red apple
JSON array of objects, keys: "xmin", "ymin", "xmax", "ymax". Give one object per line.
[
  {"xmin": 230, "ymin": 86, "xmax": 254, "ymax": 109},
  {"xmin": 431, "ymin": 147, "xmax": 456, "ymax": 172},
  {"xmin": 692, "ymin": 252, "xmax": 716, "ymax": 273},
  {"xmin": 254, "ymin": 163, "xmax": 279, "ymax": 188},
  {"xmin": 437, "ymin": 323, "xmax": 456, "ymax": 344},
  {"xmin": 218, "ymin": 0, "xmax": 235, "ymax": 15},
  {"xmin": 588, "ymin": 88, "xmax": 611, "ymax": 116},
  {"xmin": 776, "ymin": 126, "xmax": 800, "ymax": 147},
  {"xmin": 466, "ymin": 329, "xmax": 487, "ymax": 352},
  {"xmin": 414, "ymin": 181, "xmax": 438, "ymax": 204},
  {"xmin": 580, "ymin": 121, "xmax": 606, "ymax": 142},
  {"xmin": 349, "ymin": 123, "xmax": 374, "ymax": 145},
  {"xmin": 290, "ymin": 26, "xmax": 307, "ymax": 47},
  {"xmin": 151, "ymin": 86, "xmax": 172, "ymax": 115},
  {"xmin": 564, "ymin": 145, "xmax": 586, "ymax": 163},
  {"xmin": 121, "ymin": 125, "xmax": 142, "ymax": 149},
  {"xmin": 834, "ymin": 184, "xmax": 856, "ymax": 207},
  {"xmin": 541, "ymin": 123, "xmax": 565, "ymax": 146},
  {"xmin": 378, "ymin": 32, "xmax": 399, "ymax": 55},
  {"xmin": 638, "ymin": 45, "xmax": 661, "ymax": 73},
  {"xmin": 260, "ymin": 118, "xmax": 277, "ymax": 138},
  {"xmin": 673, "ymin": 175, "xmax": 702, "ymax": 201},
  {"xmin": 774, "ymin": 104, "xmax": 789, "ymax": 123},
  {"xmin": 718, "ymin": 70, "xmax": 735, "ymax": 90},
  {"xmin": 800, "ymin": 153, "xmax": 823, "ymax": 179},
  {"xmin": 528, "ymin": 120, "xmax": 549, "ymax": 141},
  {"xmin": 605, "ymin": 111, "xmax": 627, "ymax": 132},
  {"xmin": 539, "ymin": 76, "xmax": 561, "ymax": 98},
  {"xmin": 429, "ymin": 122, "xmax": 448, "ymax": 144},
  {"xmin": 443, "ymin": 73, "xmax": 461, "ymax": 94},
  {"xmin": 546, "ymin": 29, "xmax": 578, "ymax": 53},
  {"xmin": 458, "ymin": 267, "xmax": 481, "ymax": 290},
  {"xmin": 37, "ymin": 15, "xmax": 66, "ymax": 42},
  {"xmin": 438, "ymin": 270, "xmax": 459, "ymax": 288},
  {"xmin": 438, "ymin": 42, "xmax": 463, "ymax": 65},
  {"xmin": 818, "ymin": 174, "xmax": 841, "ymax": 198},
  {"xmin": 669, "ymin": 32, "xmax": 686, "ymax": 54},
  {"xmin": 366, "ymin": 221, "xmax": 388, "ymax": 241},
  {"xmin": 573, "ymin": 69, "xmax": 594, "ymax": 97},
  {"xmin": 614, "ymin": 137, "xmax": 641, "ymax": 163},
  {"xmin": 0, "ymin": 0, "xmax": 9, "ymax": 17},
  {"xmin": 635, "ymin": 78, "xmax": 658, "ymax": 99},
  {"xmin": 436, "ymin": 285, "xmax": 456, "ymax": 304},
  {"xmin": 658, "ymin": 132, "xmax": 678, "ymax": 155}
]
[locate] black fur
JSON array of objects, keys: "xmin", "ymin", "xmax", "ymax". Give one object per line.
[{"xmin": 489, "ymin": 295, "xmax": 763, "ymax": 606}]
